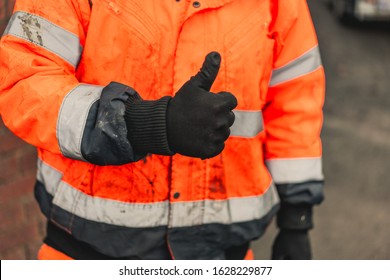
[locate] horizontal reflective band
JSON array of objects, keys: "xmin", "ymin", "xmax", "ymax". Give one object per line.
[
  {"xmin": 4, "ymin": 11, "xmax": 82, "ymax": 67},
  {"xmin": 57, "ymin": 84, "xmax": 103, "ymax": 160},
  {"xmin": 38, "ymin": 158, "xmax": 278, "ymax": 228},
  {"xmin": 269, "ymin": 46, "xmax": 322, "ymax": 86},
  {"xmin": 52, "ymin": 182, "xmax": 278, "ymax": 228},
  {"xmin": 38, "ymin": 159, "xmax": 279, "ymax": 228},
  {"xmin": 170, "ymin": 183, "xmax": 279, "ymax": 227},
  {"xmin": 230, "ymin": 110, "xmax": 264, "ymax": 138},
  {"xmin": 35, "ymin": 181, "xmax": 169, "ymax": 258},
  {"xmin": 36, "ymin": 159, "xmax": 63, "ymax": 195},
  {"xmin": 266, "ymin": 157, "xmax": 324, "ymax": 184},
  {"xmin": 36, "ymin": 160, "xmax": 167, "ymax": 228},
  {"xmin": 52, "ymin": 181, "xmax": 170, "ymax": 228}
]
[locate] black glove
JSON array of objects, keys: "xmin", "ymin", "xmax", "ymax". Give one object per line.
[
  {"xmin": 125, "ymin": 52, "xmax": 237, "ymax": 159},
  {"xmin": 271, "ymin": 203, "xmax": 313, "ymax": 260},
  {"xmin": 272, "ymin": 229, "xmax": 311, "ymax": 260},
  {"xmin": 167, "ymin": 51, "xmax": 237, "ymax": 159}
]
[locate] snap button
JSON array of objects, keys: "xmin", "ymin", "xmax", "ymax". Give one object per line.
[
  {"xmin": 193, "ymin": 1, "xmax": 201, "ymax": 8},
  {"xmin": 173, "ymin": 192, "xmax": 180, "ymax": 199}
]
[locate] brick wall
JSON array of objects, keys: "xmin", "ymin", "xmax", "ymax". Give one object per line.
[
  {"xmin": 0, "ymin": 0, "xmax": 46, "ymax": 260},
  {"xmin": 0, "ymin": 0, "xmax": 15, "ymax": 34}
]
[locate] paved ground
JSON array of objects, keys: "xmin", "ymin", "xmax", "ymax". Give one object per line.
[{"xmin": 253, "ymin": 0, "xmax": 390, "ymax": 260}]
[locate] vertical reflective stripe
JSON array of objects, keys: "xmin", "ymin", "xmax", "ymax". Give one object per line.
[
  {"xmin": 230, "ymin": 110, "xmax": 264, "ymax": 138},
  {"xmin": 36, "ymin": 158, "xmax": 63, "ymax": 195},
  {"xmin": 266, "ymin": 157, "xmax": 324, "ymax": 184},
  {"xmin": 3, "ymin": 11, "xmax": 82, "ymax": 67},
  {"xmin": 170, "ymin": 183, "xmax": 279, "ymax": 227},
  {"xmin": 269, "ymin": 46, "xmax": 322, "ymax": 86},
  {"xmin": 57, "ymin": 84, "xmax": 103, "ymax": 160}
]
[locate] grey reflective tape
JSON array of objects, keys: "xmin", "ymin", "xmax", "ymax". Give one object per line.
[
  {"xmin": 230, "ymin": 110, "xmax": 264, "ymax": 138},
  {"xmin": 57, "ymin": 84, "xmax": 103, "ymax": 160},
  {"xmin": 36, "ymin": 160, "xmax": 169, "ymax": 228},
  {"xmin": 51, "ymin": 180, "xmax": 278, "ymax": 228},
  {"xmin": 4, "ymin": 11, "xmax": 82, "ymax": 67},
  {"xmin": 269, "ymin": 46, "xmax": 322, "ymax": 86},
  {"xmin": 52, "ymin": 181, "xmax": 170, "ymax": 228},
  {"xmin": 266, "ymin": 157, "xmax": 324, "ymax": 184},
  {"xmin": 41, "ymin": 152, "xmax": 278, "ymax": 228},
  {"xmin": 36, "ymin": 158, "xmax": 63, "ymax": 195},
  {"xmin": 38, "ymin": 155, "xmax": 278, "ymax": 228},
  {"xmin": 170, "ymin": 183, "xmax": 279, "ymax": 227}
]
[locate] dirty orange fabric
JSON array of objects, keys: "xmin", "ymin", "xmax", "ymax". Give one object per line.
[
  {"xmin": 244, "ymin": 249, "xmax": 255, "ymax": 260},
  {"xmin": 0, "ymin": 0, "xmax": 323, "ymax": 203},
  {"xmin": 0, "ymin": 0, "xmax": 324, "ymax": 259}
]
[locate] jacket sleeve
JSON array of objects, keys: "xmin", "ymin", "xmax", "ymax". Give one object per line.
[
  {"xmin": 263, "ymin": 0, "xmax": 325, "ymax": 206},
  {"xmin": 0, "ymin": 0, "xmax": 143, "ymax": 165}
]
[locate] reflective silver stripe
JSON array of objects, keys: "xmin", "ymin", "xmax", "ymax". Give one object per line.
[
  {"xmin": 269, "ymin": 46, "xmax": 322, "ymax": 86},
  {"xmin": 36, "ymin": 158, "xmax": 63, "ymax": 195},
  {"xmin": 52, "ymin": 181, "xmax": 278, "ymax": 228},
  {"xmin": 36, "ymin": 159, "xmax": 170, "ymax": 227},
  {"xmin": 266, "ymin": 157, "xmax": 324, "ymax": 184},
  {"xmin": 230, "ymin": 110, "xmax": 264, "ymax": 138},
  {"xmin": 37, "ymin": 156, "xmax": 278, "ymax": 228},
  {"xmin": 57, "ymin": 84, "xmax": 103, "ymax": 160},
  {"xmin": 53, "ymin": 181, "xmax": 170, "ymax": 228},
  {"xmin": 38, "ymin": 157, "xmax": 279, "ymax": 228},
  {"xmin": 170, "ymin": 183, "xmax": 279, "ymax": 227},
  {"xmin": 4, "ymin": 11, "xmax": 82, "ymax": 67}
]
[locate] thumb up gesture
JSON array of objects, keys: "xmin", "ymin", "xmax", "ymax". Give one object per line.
[{"xmin": 167, "ymin": 52, "xmax": 238, "ymax": 159}]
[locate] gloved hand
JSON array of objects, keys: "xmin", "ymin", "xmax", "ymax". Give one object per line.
[
  {"xmin": 271, "ymin": 203, "xmax": 314, "ymax": 260},
  {"xmin": 167, "ymin": 51, "xmax": 237, "ymax": 159},
  {"xmin": 124, "ymin": 52, "xmax": 237, "ymax": 159},
  {"xmin": 271, "ymin": 229, "xmax": 312, "ymax": 260}
]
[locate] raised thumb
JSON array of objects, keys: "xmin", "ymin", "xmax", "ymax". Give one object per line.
[{"xmin": 190, "ymin": 52, "xmax": 221, "ymax": 91}]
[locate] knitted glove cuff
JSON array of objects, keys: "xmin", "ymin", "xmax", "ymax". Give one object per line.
[
  {"xmin": 277, "ymin": 203, "xmax": 313, "ymax": 230},
  {"xmin": 124, "ymin": 95, "xmax": 175, "ymax": 156}
]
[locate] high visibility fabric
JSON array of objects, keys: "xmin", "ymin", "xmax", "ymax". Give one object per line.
[
  {"xmin": 0, "ymin": 0, "xmax": 325, "ymax": 259},
  {"xmin": 57, "ymin": 84, "xmax": 103, "ymax": 161},
  {"xmin": 38, "ymin": 244, "xmax": 73, "ymax": 260},
  {"xmin": 4, "ymin": 11, "xmax": 83, "ymax": 67},
  {"xmin": 244, "ymin": 249, "xmax": 255, "ymax": 260}
]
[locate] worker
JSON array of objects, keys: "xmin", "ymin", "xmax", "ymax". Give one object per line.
[{"xmin": 0, "ymin": 0, "xmax": 325, "ymax": 260}]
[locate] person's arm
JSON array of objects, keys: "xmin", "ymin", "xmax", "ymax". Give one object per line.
[
  {"xmin": 0, "ymin": 0, "xmax": 140, "ymax": 165},
  {"xmin": 263, "ymin": 0, "xmax": 325, "ymax": 259},
  {"xmin": 0, "ymin": 0, "xmax": 236, "ymax": 166}
]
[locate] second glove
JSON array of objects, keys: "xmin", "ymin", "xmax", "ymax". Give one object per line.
[{"xmin": 271, "ymin": 203, "xmax": 314, "ymax": 260}]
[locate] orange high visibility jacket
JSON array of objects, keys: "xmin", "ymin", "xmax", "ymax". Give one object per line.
[{"xmin": 0, "ymin": 0, "xmax": 325, "ymax": 259}]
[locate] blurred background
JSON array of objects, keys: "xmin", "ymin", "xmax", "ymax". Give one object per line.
[
  {"xmin": 254, "ymin": 0, "xmax": 390, "ymax": 260},
  {"xmin": 1, "ymin": 0, "xmax": 389, "ymax": 259}
]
